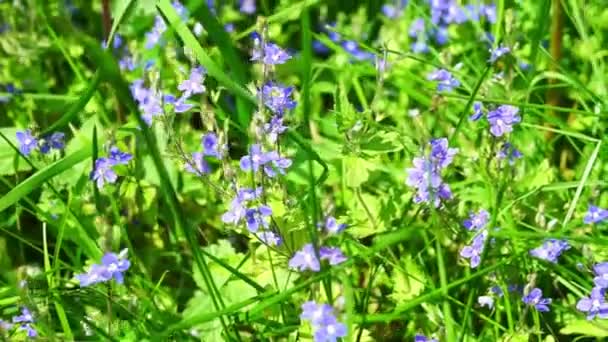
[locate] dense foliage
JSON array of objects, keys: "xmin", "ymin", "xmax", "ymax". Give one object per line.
[{"xmin": 1, "ymin": 0, "xmax": 608, "ymax": 341}]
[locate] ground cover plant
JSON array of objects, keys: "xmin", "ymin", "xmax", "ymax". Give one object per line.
[{"xmin": 1, "ymin": 0, "xmax": 608, "ymax": 340}]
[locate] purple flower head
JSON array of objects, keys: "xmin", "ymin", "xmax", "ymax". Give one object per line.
[
  {"xmin": 523, "ymin": 288, "xmax": 552, "ymax": 312},
  {"xmin": 313, "ymin": 314, "xmax": 347, "ymax": 342},
  {"xmin": 245, "ymin": 205, "xmax": 272, "ymax": 232},
  {"xmin": 313, "ymin": 40, "xmax": 330, "ymax": 55},
  {"xmin": 489, "ymin": 44, "xmax": 511, "ymax": 63},
  {"xmin": 252, "ymin": 42, "xmax": 292, "ymax": 65},
  {"xmin": 319, "ymin": 246, "xmax": 347, "ymax": 265},
  {"xmin": 487, "ymin": 105, "xmax": 520, "ymax": 137},
  {"xmin": 481, "ymin": 4, "xmax": 497, "ymax": 23},
  {"xmin": 236, "ymin": 187, "xmax": 264, "ymax": 203},
  {"xmin": 185, "ymin": 152, "xmax": 211, "ymax": 175},
  {"xmin": 427, "ymin": 69, "xmax": 460, "ymax": 92},
  {"xmin": 342, "ymin": 40, "xmax": 374, "ymax": 61},
  {"xmin": 178, "ymin": 66, "xmax": 206, "ymax": 98},
  {"xmin": 263, "ymin": 151, "xmax": 292, "ymax": 177},
  {"xmin": 173, "ymin": 96, "xmax": 193, "ymax": 113},
  {"xmin": 415, "ymin": 334, "xmax": 438, "ymax": 342},
  {"xmin": 382, "ymin": 5, "xmax": 399, "ymax": 19},
  {"xmin": 90, "ymin": 158, "xmax": 118, "ymax": 189},
  {"xmin": 478, "ymin": 295, "xmax": 494, "ymax": 309},
  {"xmin": 75, "ymin": 263, "xmax": 108, "ymax": 287},
  {"xmin": 145, "ymin": 16, "xmax": 167, "ymax": 49},
  {"xmin": 434, "ymin": 26, "xmax": 449, "ymax": 45},
  {"xmin": 257, "ymin": 231, "xmax": 281, "ymax": 246},
  {"xmin": 109, "ymin": 146, "xmax": 132, "ymax": 165},
  {"xmin": 172, "ymin": 0, "xmax": 188, "ymax": 19},
  {"xmin": 289, "ymin": 243, "xmax": 321, "ymax": 272},
  {"xmin": 12, "ymin": 308, "xmax": 34, "ymax": 324},
  {"xmin": 261, "ymin": 82, "xmax": 297, "ymax": 115},
  {"xmin": 577, "ymin": 287, "xmax": 608, "ymax": 320},
  {"xmin": 463, "ymin": 209, "xmax": 489, "ymax": 231},
  {"xmin": 529, "ymin": 239, "xmax": 570, "ymax": 263},
  {"xmin": 201, "ymin": 132, "xmax": 221, "ymax": 158},
  {"xmin": 429, "ymin": 138, "xmax": 458, "ymax": 169},
  {"xmin": 20, "ymin": 324, "xmax": 37, "ymax": 338},
  {"xmin": 300, "ymin": 301, "xmax": 334, "ymax": 325},
  {"xmin": 460, "ymin": 229, "xmax": 488, "ymax": 268},
  {"xmin": 119, "ymin": 55, "xmax": 136, "ymax": 71},
  {"xmin": 593, "ymin": 262, "xmax": 608, "ymax": 288},
  {"xmin": 16, "ymin": 130, "xmax": 38, "ymax": 156},
  {"xmin": 264, "ymin": 115, "xmax": 288, "ymax": 143},
  {"xmin": 324, "ymin": 216, "xmax": 347, "ymax": 235},
  {"xmin": 470, "ymin": 101, "xmax": 484, "ymax": 121},
  {"xmin": 240, "ymin": 144, "xmax": 267, "ymax": 173},
  {"xmin": 584, "ymin": 205, "xmax": 608, "ymax": 224},
  {"xmin": 222, "ymin": 201, "xmax": 247, "ymax": 226},
  {"xmin": 409, "ymin": 18, "xmax": 426, "ymax": 38},
  {"xmin": 497, "ymin": 143, "xmax": 523, "ymax": 165},
  {"xmin": 100, "ymin": 251, "xmax": 131, "ymax": 284},
  {"xmin": 411, "ymin": 39, "xmax": 430, "ymax": 54},
  {"xmin": 39, "ymin": 132, "xmax": 65, "ymax": 154},
  {"xmin": 240, "ymin": 0, "xmax": 256, "ymax": 14},
  {"xmin": 491, "ymin": 285, "xmax": 504, "ymax": 297}
]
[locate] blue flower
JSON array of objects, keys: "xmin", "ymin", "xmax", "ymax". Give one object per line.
[
  {"xmin": 487, "ymin": 105, "xmax": 520, "ymax": 137},
  {"xmin": 300, "ymin": 301, "xmax": 346, "ymax": 342},
  {"xmin": 300, "ymin": 301, "xmax": 334, "ymax": 324},
  {"xmin": 75, "ymin": 250, "xmax": 130, "ymax": 286},
  {"xmin": 16, "ymin": 130, "xmax": 38, "ymax": 156},
  {"xmin": 323, "ymin": 216, "xmax": 347, "ymax": 235},
  {"xmin": 341, "ymin": 40, "xmax": 374, "ymax": 61},
  {"xmin": 409, "ymin": 18, "xmax": 426, "ymax": 38},
  {"xmin": 145, "ymin": 16, "xmax": 167, "ymax": 49},
  {"xmin": 496, "ymin": 143, "xmax": 523, "ymax": 165},
  {"xmin": 529, "ymin": 239, "xmax": 570, "ymax": 263},
  {"xmin": 463, "ymin": 209, "xmax": 489, "ymax": 231},
  {"xmin": 90, "ymin": 158, "xmax": 118, "ymax": 189},
  {"xmin": 576, "ymin": 287, "xmax": 608, "ymax": 320},
  {"xmin": 119, "ymin": 56, "xmax": 134, "ymax": 72},
  {"xmin": 39, "ymin": 132, "xmax": 65, "ymax": 154},
  {"xmin": 411, "ymin": 40, "xmax": 429, "ymax": 54},
  {"xmin": 240, "ymin": 144, "xmax": 267, "ymax": 173},
  {"xmin": 289, "ymin": 243, "xmax": 320, "ymax": 272},
  {"xmin": 201, "ymin": 132, "xmax": 221, "ymax": 158},
  {"xmin": 75, "ymin": 264, "xmax": 108, "ymax": 287},
  {"xmin": 256, "ymin": 231, "xmax": 282, "ymax": 246},
  {"xmin": 429, "ymin": 138, "xmax": 458, "ymax": 169},
  {"xmin": 12, "ymin": 308, "xmax": 36, "ymax": 338},
  {"xmin": 239, "ymin": 0, "xmax": 256, "ymax": 14},
  {"xmin": 460, "ymin": 229, "xmax": 488, "ymax": 268},
  {"xmin": 263, "ymin": 151, "xmax": 292, "ymax": 177},
  {"xmin": 251, "ymin": 41, "xmax": 292, "ymax": 65},
  {"xmin": 221, "ymin": 200, "xmax": 248, "ymax": 226},
  {"xmin": 470, "ymin": 101, "xmax": 484, "ymax": 121},
  {"xmin": 489, "ymin": 44, "xmax": 511, "ymax": 63},
  {"xmin": 594, "ymin": 262, "xmax": 608, "ymax": 288},
  {"xmin": 264, "ymin": 115, "xmax": 288, "ymax": 143},
  {"xmin": 245, "ymin": 205, "xmax": 272, "ymax": 232},
  {"xmin": 184, "ymin": 152, "xmax": 210, "ymax": 175},
  {"xmin": 261, "ymin": 82, "xmax": 297, "ymax": 115},
  {"xmin": 319, "ymin": 246, "xmax": 347, "ymax": 265},
  {"xmin": 109, "ymin": 146, "xmax": 132, "ymax": 165},
  {"xmin": 523, "ymin": 288, "xmax": 551, "ymax": 312},
  {"xmin": 382, "ymin": 1, "xmax": 408, "ymax": 19},
  {"xmin": 584, "ymin": 205, "xmax": 608, "ymax": 224},
  {"xmin": 415, "ymin": 334, "xmax": 438, "ymax": 342},
  {"xmin": 427, "ymin": 69, "xmax": 460, "ymax": 92},
  {"xmin": 178, "ymin": 66, "xmax": 206, "ymax": 98}
]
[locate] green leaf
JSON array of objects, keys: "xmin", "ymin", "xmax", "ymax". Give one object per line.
[
  {"xmin": 560, "ymin": 319, "xmax": 608, "ymax": 337},
  {"xmin": 390, "ymin": 256, "xmax": 426, "ymax": 304},
  {"xmin": 344, "ymin": 156, "xmax": 371, "ymax": 188}
]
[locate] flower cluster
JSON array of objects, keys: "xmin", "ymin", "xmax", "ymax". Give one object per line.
[
  {"xmin": 289, "ymin": 216, "xmax": 348, "ymax": 272},
  {"xmin": 90, "ymin": 147, "xmax": 132, "ymax": 189},
  {"xmin": 406, "ymin": 138, "xmax": 458, "ymax": 207},
  {"xmin": 460, "ymin": 229, "xmax": 488, "ymax": 268},
  {"xmin": 300, "ymin": 301, "xmax": 346, "ymax": 342},
  {"xmin": 470, "ymin": 104, "xmax": 521, "ymax": 137},
  {"xmin": 239, "ymin": 144, "xmax": 292, "ymax": 178},
  {"xmin": 1, "ymin": 308, "xmax": 37, "ymax": 338},
  {"xmin": 185, "ymin": 132, "xmax": 223, "ymax": 175},
  {"xmin": 130, "ymin": 79, "xmax": 163, "ymax": 125},
  {"xmin": 523, "ymin": 287, "xmax": 552, "ymax": 312},
  {"xmin": 529, "ymin": 239, "xmax": 570, "ymax": 263},
  {"xmin": 16, "ymin": 129, "xmax": 65, "ymax": 156},
  {"xmin": 75, "ymin": 250, "xmax": 131, "ymax": 287},
  {"xmin": 572, "ymin": 262, "xmax": 608, "ymax": 320}
]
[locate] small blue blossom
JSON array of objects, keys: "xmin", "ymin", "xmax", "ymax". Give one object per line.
[
  {"xmin": 109, "ymin": 146, "xmax": 132, "ymax": 165},
  {"xmin": 264, "ymin": 115, "xmax": 288, "ymax": 143},
  {"xmin": 240, "ymin": 144, "xmax": 266, "ymax": 173},
  {"xmin": 222, "ymin": 200, "xmax": 248, "ymax": 226},
  {"xmin": 75, "ymin": 250, "xmax": 130, "ymax": 286},
  {"xmin": 470, "ymin": 101, "xmax": 484, "ymax": 121},
  {"xmin": 261, "ymin": 82, "xmax": 297, "ymax": 115},
  {"xmin": 584, "ymin": 205, "xmax": 608, "ymax": 224},
  {"xmin": 415, "ymin": 334, "xmax": 438, "ymax": 342},
  {"xmin": 594, "ymin": 263, "xmax": 608, "ymax": 288},
  {"xmin": 184, "ymin": 152, "xmax": 211, "ymax": 175},
  {"xmin": 324, "ymin": 216, "xmax": 347, "ymax": 235},
  {"xmin": 463, "ymin": 209, "xmax": 489, "ymax": 231},
  {"xmin": 289, "ymin": 243, "xmax": 321, "ymax": 272},
  {"xmin": 487, "ymin": 105, "xmax": 520, "ymax": 137},
  {"xmin": 576, "ymin": 287, "xmax": 608, "ymax": 320},
  {"xmin": 319, "ymin": 246, "xmax": 347, "ymax": 265},
  {"xmin": 497, "ymin": 143, "xmax": 523, "ymax": 165},
  {"xmin": 523, "ymin": 288, "xmax": 551, "ymax": 312},
  {"xmin": 429, "ymin": 138, "xmax": 458, "ymax": 169},
  {"xmin": 245, "ymin": 205, "xmax": 272, "ymax": 232},
  {"xmin": 16, "ymin": 130, "xmax": 38, "ymax": 156},
  {"xmin": 529, "ymin": 239, "xmax": 570, "ymax": 263},
  {"xmin": 341, "ymin": 40, "xmax": 374, "ymax": 61},
  {"xmin": 489, "ymin": 44, "xmax": 511, "ymax": 63},
  {"xmin": 411, "ymin": 40, "xmax": 430, "ymax": 54},
  {"xmin": 300, "ymin": 301, "xmax": 334, "ymax": 325},
  {"xmin": 460, "ymin": 229, "xmax": 488, "ymax": 268},
  {"xmin": 239, "ymin": 0, "xmax": 256, "ymax": 14},
  {"xmin": 145, "ymin": 16, "xmax": 167, "ymax": 49},
  {"xmin": 12, "ymin": 308, "xmax": 36, "ymax": 338},
  {"xmin": 90, "ymin": 158, "xmax": 118, "ymax": 189},
  {"xmin": 39, "ymin": 132, "xmax": 65, "ymax": 154},
  {"xmin": 178, "ymin": 66, "xmax": 206, "ymax": 98},
  {"xmin": 263, "ymin": 151, "xmax": 292, "ymax": 177},
  {"xmin": 256, "ymin": 231, "xmax": 281, "ymax": 246},
  {"xmin": 201, "ymin": 132, "xmax": 221, "ymax": 158},
  {"xmin": 300, "ymin": 301, "xmax": 346, "ymax": 342},
  {"xmin": 382, "ymin": 0, "xmax": 408, "ymax": 19},
  {"xmin": 251, "ymin": 40, "xmax": 292, "ymax": 65},
  {"xmin": 427, "ymin": 69, "xmax": 460, "ymax": 92},
  {"xmin": 409, "ymin": 18, "xmax": 426, "ymax": 38},
  {"xmin": 75, "ymin": 264, "xmax": 107, "ymax": 287}
]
